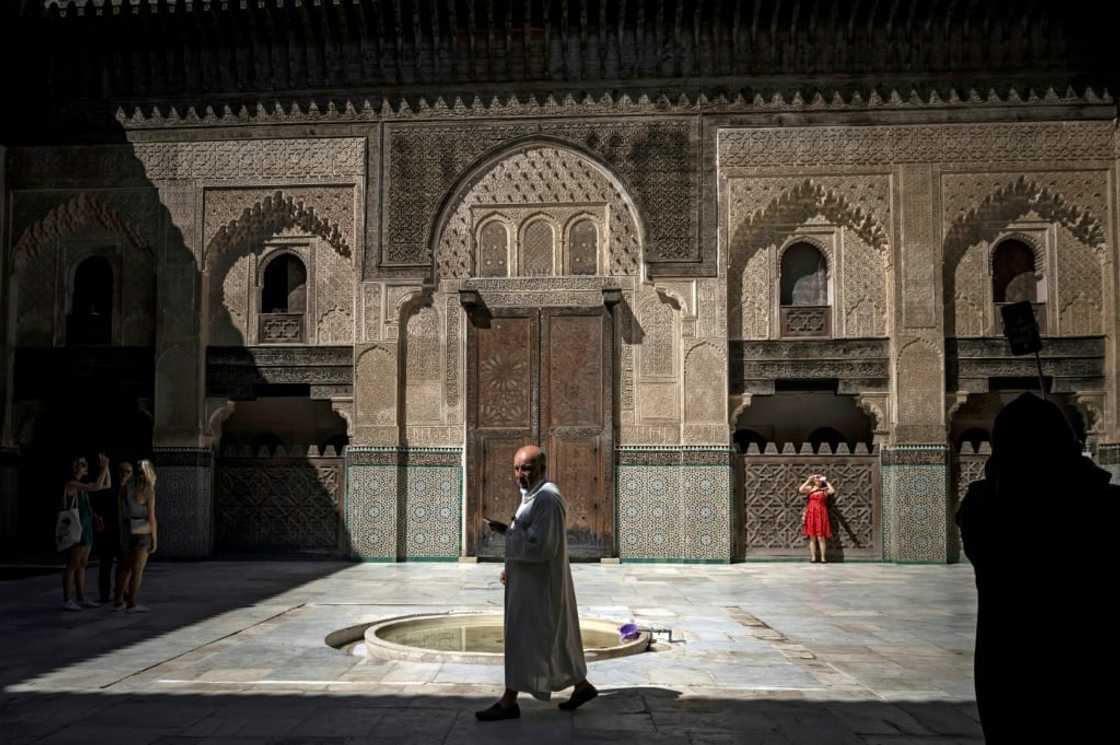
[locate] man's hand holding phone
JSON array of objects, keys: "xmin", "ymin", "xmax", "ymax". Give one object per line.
[{"xmin": 484, "ymin": 517, "xmax": 509, "ymax": 535}]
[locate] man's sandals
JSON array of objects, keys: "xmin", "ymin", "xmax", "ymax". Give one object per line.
[{"xmin": 558, "ymin": 684, "xmax": 598, "ymax": 711}]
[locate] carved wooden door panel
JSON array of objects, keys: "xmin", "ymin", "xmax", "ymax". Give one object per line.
[
  {"xmin": 467, "ymin": 309, "xmax": 540, "ymax": 557},
  {"xmin": 541, "ymin": 308, "xmax": 614, "ymax": 559},
  {"xmin": 467, "ymin": 306, "xmax": 614, "ymax": 559}
]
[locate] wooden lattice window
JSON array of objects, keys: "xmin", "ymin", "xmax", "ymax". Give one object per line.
[{"xmin": 520, "ymin": 220, "xmax": 555, "ymax": 276}]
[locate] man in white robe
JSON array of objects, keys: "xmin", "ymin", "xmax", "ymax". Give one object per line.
[{"xmin": 475, "ymin": 445, "xmax": 598, "ymax": 721}]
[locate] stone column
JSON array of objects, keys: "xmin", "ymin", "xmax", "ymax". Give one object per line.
[
  {"xmin": 151, "ymin": 184, "xmax": 213, "ymax": 558},
  {"xmin": 345, "ymin": 282, "xmax": 406, "ymax": 560},
  {"xmin": 884, "ymin": 163, "xmax": 952, "ymax": 562}
]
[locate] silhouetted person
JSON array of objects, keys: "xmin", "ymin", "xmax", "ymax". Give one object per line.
[
  {"xmin": 956, "ymin": 393, "xmax": 1112, "ymax": 743},
  {"xmin": 92, "ymin": 461, "xmax": 131, "ymax": 604}
]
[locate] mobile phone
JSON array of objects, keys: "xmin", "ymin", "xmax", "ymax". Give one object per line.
[{"xmin": 483, "ymin": 517, "xmax": 508, "ymax": 534}]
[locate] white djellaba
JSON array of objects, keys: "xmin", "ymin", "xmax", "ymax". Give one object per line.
[{"xmin": 502, "ymin": 480, "xmax": 587, "ymax": 700}]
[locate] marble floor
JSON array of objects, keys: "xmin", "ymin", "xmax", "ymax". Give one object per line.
[{"xmin": 0, "ymin": 560, "xmax": 983, "ymax": 744}]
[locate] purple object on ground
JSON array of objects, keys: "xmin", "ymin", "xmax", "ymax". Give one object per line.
[{"xmin": 618, "ymin": 623, "xmax": 640, "ymax": 642}]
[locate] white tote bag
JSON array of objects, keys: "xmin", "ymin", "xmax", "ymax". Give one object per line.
[{"xmin": 54, "ymin": 492, "xmax": 81, "ymax": 552}]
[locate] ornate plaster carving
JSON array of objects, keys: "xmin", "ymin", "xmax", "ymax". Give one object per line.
[{"xmin": 434, "ymin": 144, "xmax": 643, "ymax": 279}]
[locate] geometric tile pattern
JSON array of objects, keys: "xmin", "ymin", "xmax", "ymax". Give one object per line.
[
  {"xmin": 682, "ymin": 465, "xmax": 732, "ymax": 561},
  {"xmin": 345, "ymin": 465, "xmax": 398, "ymax": 560},
  {"xmin": 345, "ymin": 448, "xmax": 462, "ymax": 561},
  {"xmin": 618, "ymin": 464, "xmax": 683, "ymax": 560},
  {"xmin": 617, "ymin": 449, "xmax": 732, "ymax": 562},
  {"xmin": 883, "ymin": 446, "xmax": 949, "ymax": 562},
  {"xmin": 396, "ymin": 465, "xmax": 461, "ymax": 559}
]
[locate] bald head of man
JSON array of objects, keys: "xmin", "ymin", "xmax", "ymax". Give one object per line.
[{"xmin": 513, "ymin": 445, "xmax": 547, "ymax": 491}]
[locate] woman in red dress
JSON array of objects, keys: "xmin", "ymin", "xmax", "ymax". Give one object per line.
[{"xmin": 799, "ymin": 474, "xmax": 835, "ymax": 562}]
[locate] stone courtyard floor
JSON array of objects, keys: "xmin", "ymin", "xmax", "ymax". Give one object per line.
[{"xmin": 0, "ymin": 560, "xmax": 983, "ymax": 744}]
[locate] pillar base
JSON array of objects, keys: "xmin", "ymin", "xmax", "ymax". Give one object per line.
[{"xmin": 152, "ymin": 448, "xmax": 213, "ymax": 558}]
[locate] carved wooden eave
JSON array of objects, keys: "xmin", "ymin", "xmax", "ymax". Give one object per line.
[{"xmin": 9, "ymin": 1, "xmax": 1109, "ymax": 140}]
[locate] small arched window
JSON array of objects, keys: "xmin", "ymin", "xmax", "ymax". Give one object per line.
[
  {"xmin": 780, "ymin": 243, "xmax": 828, "ymax": 306},
  {"xmin": 259, "ymin": 254, "xmax": 307, "ymax": 343},
  {"xmin": 520, "ymin": 220, "xmax": 555, "ymax": 276},
  {"xmin": 992, "ymin": 239, "xmax": 1037, "ymax": 304},
  {"xmin": 477, "ymin": 221, "xmax": 510, "ymax": 277},
  {"xmin": 779, "ymin": 242, "xmax": 830, "ymax": 337},
  {"xmin": 262, "ymin": 254, "xmax": 307, "ymax": 313},
  {"xmin": 67, "ymin": 256, "xmax": 113, "ymax": 345},
  {"xmin": 568, "ymin": 219, "xmax": 598, "ymax": 275}
]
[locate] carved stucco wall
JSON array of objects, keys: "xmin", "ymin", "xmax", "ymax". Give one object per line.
[
  {"xmin": 942, "ymin": 172, "xmax": 1110, "ymax": 338},
  {"xmin": 623, "ymin": 278, "xmax": 729, "ymax": 446},
  {"xmin": 11, "ymin": 190, "xmax": 159, "ymax": 348},
  {"xmin": 203, "ymin": 188, "xmax": 357, "ymax": 346},
  {"xmin": 719, "ymin": 121, "xmax": 1117, "ymax": 443},
  {"xmin": 381, "ymin": 120, "xmax": 699, "ymax": 275},
  {"xmin": 726, "ymin": 176, "xmax": 891, "ymax": 341},
  {"xmin": 435, "ymin": 145, "xmax": 643, "ymax": 280}
]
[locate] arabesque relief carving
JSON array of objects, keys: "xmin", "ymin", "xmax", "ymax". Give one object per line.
[
  {"xmin": 728, "ymin": 177, "xmax": 890, "ymax": 340},
  {"xmin": 942, "ymin": 174, "xmax": 1109, "ymax": 337},
  {"xmin": 436, "ymin": 145, "xmax": 642, "ymax": 279}
]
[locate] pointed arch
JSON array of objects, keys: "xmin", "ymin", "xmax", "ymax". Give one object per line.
[
  {"xmin": 13, "ymin": 193, "xmax": 152, "ymax": 272},
  {"xmin": 945, "ymin": 176, "xmax": 1106, "ymax": 254},
  {"xmin": 203, "ymin": 189, "xmax": 351, "ymax": 272},
  {"xmin": 943, "ymin": 176, "xmax": 1106, "ymax": 337},
  {"xmin": 12, "ymin": 193, "xmax": 156, "ymax": 347}
]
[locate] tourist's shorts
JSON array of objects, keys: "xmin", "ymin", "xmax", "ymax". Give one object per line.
[{"xmin": 127, "ymin": 533, "xmax": 153, "ymax": 552}]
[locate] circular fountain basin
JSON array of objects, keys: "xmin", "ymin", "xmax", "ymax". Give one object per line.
[{"xmin": 362, "ymin": 611, "xmax": 651, "ymax": 665}]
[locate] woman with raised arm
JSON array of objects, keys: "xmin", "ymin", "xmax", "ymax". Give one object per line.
[
  {"xmin": 798, "ymin": 474, "xmax": 835, "ymax": 563},
  {"xmin": 61, "ymin": 453, "xmax": 111, "ymax": 610},
  {"xmin": 113, "ymin": 459, "xmax": 157, "ymax": 612}
]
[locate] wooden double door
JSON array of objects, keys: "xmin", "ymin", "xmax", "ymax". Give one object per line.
[{"xmin": 467, "ymin": 306, "xmax": 615, "ymax": 559}]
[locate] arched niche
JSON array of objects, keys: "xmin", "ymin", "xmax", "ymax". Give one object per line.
[{"xmin": 433, "ymin": 141, "xmax": 644, "ymax": 280}]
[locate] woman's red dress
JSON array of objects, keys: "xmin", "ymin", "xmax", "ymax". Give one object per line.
[{"xmin": 803, "ymin": 489, "xmax": 833, "ymax": 538}]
